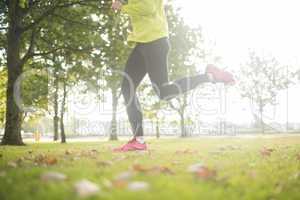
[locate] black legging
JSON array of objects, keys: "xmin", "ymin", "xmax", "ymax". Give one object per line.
[{"xmin": 121, "ymin": 37, "xmax": 210, "ymax": 137}]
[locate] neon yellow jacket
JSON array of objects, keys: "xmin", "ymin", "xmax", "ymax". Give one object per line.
[{"xmin": 121, "ymin": 0, "xmax": 169, "ymax": 43}]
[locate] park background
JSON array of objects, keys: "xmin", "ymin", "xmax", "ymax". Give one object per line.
[{"xmin": 1, "ymin": 1, "xmax": 300, "ymax": 200}]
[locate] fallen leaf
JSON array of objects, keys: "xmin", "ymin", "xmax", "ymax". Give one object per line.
[
  {"xmin": 260, "ymin": 147, "xmax": 275, "ymax": 157},
  {"xmin": 127, "ymin": 181, "xmax": 150, "ymax": 192},
  {"xmin": 97, "ymin": 160, "xmax": 113, "ymax": 167},
  {"xmin": 45, "ymin": 157, "xmax": 58, "ymax": 165},
  {"xmin": 41, "ymin": 172, "xmax": 67, "ymax": 182},
  {"xmin": 132, "ymin": 164, "xmax": 174, "ymax": 175},
  {"xmin": 187, "ymin": 163, "xmax": 204, "ymax": 173},
  {"xmin": 195, "ymin": 166, "xmax": 217, "ymax": 180},
  {"xmin": 34, "ymin": 154, "xmax": 58, "ymax": 166},
  {"xmin": 296, "ymin": 153, "xmax": 300, "ymax": 161},
  {"xmin": 65, "ymin": 150, "xmax": 72, "ymax": 155},
  {"xmin": 74, "ymin": 180, "xmax": 100, "ymax": 198},
  {"xmin": 248, "ymin": 170, "xmax": 257, "ymax": 179},
  {"xmin": 132, "ymin": 164, "xmax": 148, "ymax": 173},
  {"xmin": 150, "ymin": 166, "xmax": 174, "ymax": 175},
  {"xmin": 112, "ymin": 180, "xmax": 128, "ymax": 189},
  {"xmin": 91, "ymin": 149, "xmax": 99, "ymax": 153},
  {"xmin": 7, "ymin": 161, "xmax": 18, "ymax": 168}
]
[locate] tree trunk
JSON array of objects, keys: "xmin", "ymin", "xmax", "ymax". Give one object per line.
[
  {"xmin": 60, "ymin": 78, "xmax": 67, "ymax": 143},
  {"xmin": 180, "ymin": 112, "xmax": 186, "ymax": 137},
  {"xmin": 155, "ymin": 119, "xmax": 160, "ymax": 139},
  {"xmin": 53, "ymin": 67, "xmax": 59, "ymax": 141},
  {"xmin": 2, "ymin": 1, "xmax": 24, "ymax": 145},
  {"xmin": 109, "ymin": 89, "xmax": 118, "ymax": 141},
  {"xmin": 180, "ymin": 95, "xmax": 187, "ymax": 137}
]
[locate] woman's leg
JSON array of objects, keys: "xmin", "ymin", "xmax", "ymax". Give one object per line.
[
  {"xmin": 139, "ymin": 37, "xmax": 210, "ymax": 100},
  {"xmin": 121, "ymin": 45, "xmax": 147, "ymax": 137}
]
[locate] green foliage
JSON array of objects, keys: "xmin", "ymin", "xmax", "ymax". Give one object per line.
[
  {"xmin": 21, "ymin": 71, "xmax": 48, "ymax": 111},
  {"xmin": 19, "ymin": 0, "xmax": 28, "ymax": 8}
]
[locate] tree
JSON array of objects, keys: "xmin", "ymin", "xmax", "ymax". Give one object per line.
[
  {"xmin": 60, "ymin": 72, "xmax": 67, "ymax": 143},
  {"xmin": 0, "ymin": 68, "xmax": 6, "ymax": 127},
  {"xmin": 105, "ymin": 12, "xmax": 130, "ymax": 141},
  {"xmin": 89, "ymin": 9, "xmax": 130, "ymax": 140},
  {"xmin": 166, "ymin": 4, "xmax": 205, "ymax": 137},
  {"xmin": 239, "ymin": 51, "xmax": 291, "ymax": 132},
  {"xmin": 1, "ymin": 0, "xmax": 105, "ymax": 145}
]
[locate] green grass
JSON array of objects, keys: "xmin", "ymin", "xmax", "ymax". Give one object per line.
[{"xmin": 1, "ymin": 136, "xmax": 300, "ymax": 200}]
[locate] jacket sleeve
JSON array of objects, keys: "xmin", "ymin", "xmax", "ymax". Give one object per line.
[{"xmin": 121, "ymin": 0, "xmax": 156, "ymax": 16}]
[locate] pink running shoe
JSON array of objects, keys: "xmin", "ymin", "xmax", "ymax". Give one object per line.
[
  {"xmin": 206, "ymin": 64, "xmax": 235, "ymax": 84},
  {"xmin": 113, "ymin": 138, "xmax": 147, "ymax": 152}
]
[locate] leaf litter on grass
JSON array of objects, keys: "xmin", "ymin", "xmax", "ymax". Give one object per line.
[
  {"xmin": 187, "ymin": 163, "xmax": 217, "ymax": 180},
  {"xmin": 74, "ymin": 179, "xmax": 101, "ymax": 198},
  {"xmin": 260, "ymin": 147, "xmax": 275, "ymax": 157},
  {"xmin": 132, "ymin": 164, "xmax": 174, "ymax": 175}
]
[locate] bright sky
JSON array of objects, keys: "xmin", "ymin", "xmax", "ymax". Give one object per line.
[
  {"xmin": 172, "ymin": 0, "xmax": 300, "ymax": 124},
  {"xmin": 175, "ymin": 0, "xmax": 300, "ymax": 67}
]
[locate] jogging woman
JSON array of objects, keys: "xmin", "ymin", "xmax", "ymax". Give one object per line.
[{"xmin": 112, "ymin": 0, "xmax": 235, "ymax": 152}]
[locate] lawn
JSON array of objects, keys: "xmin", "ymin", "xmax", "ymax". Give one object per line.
[{"xmin": 1, "ymin": 136, "xmax": 300, "ymax": 200}]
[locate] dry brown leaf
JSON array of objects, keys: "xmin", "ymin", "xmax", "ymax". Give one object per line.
[
  {"xmin": 248, "ymin": 170, "xmax": 257, "ymax": 179},
  {"xmin": 150, "ymin": 166, "xmax": 174, "ymax": 175},
  {"xmin": 45, "ymin": 157, "xmax": 58, "ymax": 165},
  {"xmin": 112, "ymin": 179, "xmax": 128, "ymax": 189},
  {"xmin": 132, "ymin": 164, "xmax": 174, "ymax": 175},
  {"xmin": 65, "ymin": 150, "xmax": 72, "ymax": 155},
  {"xmin": 195, "ymin": 166, "xmax": 217, "ymax": 180},
  {"xmin": 260, "ymin": 147, "xmax": 275, "ymax": 157},
  {"xmin": 132, "ymin": 164, "xmax": 148, "ymax": 173},
  {"xmin": 91, "ymin": 149, "xmax": 99, "ymax": 153},
  {"xmin": 296, "ymin": 153, "xmax": 300, "ymax": 161},
  {"xmin": 34, "ymin": 154, "xmax": 58, "ymax": 166},
  {"xmin": 7, "ymin": 161, "xmax": 18, "ymax": 168}
]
